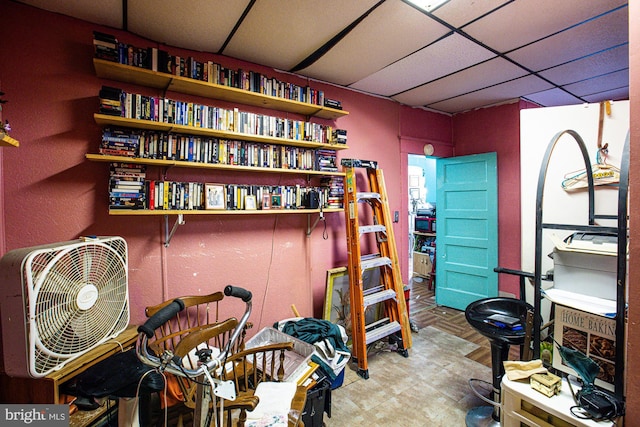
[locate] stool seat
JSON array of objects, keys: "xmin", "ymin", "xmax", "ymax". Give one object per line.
[
  {"xmin": 465, "ymin": 297, "xmax": 531, "ymax": 345},
  {"xmin": 464, "ymin": 297, "xmax": 534, "ymax": 427}
]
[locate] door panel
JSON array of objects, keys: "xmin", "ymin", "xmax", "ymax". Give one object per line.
[{"xmin": 435, "ymin": 153, "xmax": 498, "ymax": 311}]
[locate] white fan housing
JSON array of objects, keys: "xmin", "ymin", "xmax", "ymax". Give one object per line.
[{"xmin": 0, "ymin": 236, "xmax": 129, "ymax": 378}]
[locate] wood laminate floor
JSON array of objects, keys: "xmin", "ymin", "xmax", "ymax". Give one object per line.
[{"xmin": 327, "ymin": 278, "xmax": 521, "ymax": 426}]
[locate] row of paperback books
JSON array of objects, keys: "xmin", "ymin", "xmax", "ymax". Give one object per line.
[
  {"xmin": 100, "ymin": 86, "xmax": 337, "ymax": 144},
  {"xmin": 107, "ymin": 163, "xmax": 344, "ymax": 211},
  {"xmin": 94, "ymin": 32, "xmax": 332, "ymax": 108},
  {"xmin": 219, "ymin": 184, "xmax": 329, "ymax": 211},
  {"xmin": 100, "ymin": 127, "xmax": 336, "ymax": 171}
]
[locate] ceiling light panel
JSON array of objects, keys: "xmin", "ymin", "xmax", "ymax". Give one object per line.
[
  {"xmin": 127, "ymin": 0, "xmax": 249, "ymax": 53},
  {"xmin": 404, "ymin": 0, "xmax": 449, "ymax": 12},
  {"xmin": 463, "ymin": 0, "xmax": 627, "ymax": 53},
  {"xmin": 507, "ymin": 7, "xmax": 628, "ymax": 72},
  {"xmin": 223, "ymin": 0, "xmax": 380, "ymax": 71},
  {"xmin": 298, "ymin": 1, "xmax": 450, "ymax": 86},
  {"xmin": 430, "ymin": 0, "xmax": 509, "ymax": 28},
  {"xmin": 391, "ymin": 57, "xmax": 528, "ymax": 106},
  {"xmin": 349, "ymin": 33, "xmax": 495, "ymax": 96}
]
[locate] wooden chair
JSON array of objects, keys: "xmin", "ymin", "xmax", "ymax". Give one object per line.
[
  {"xmin": 144, "ymin": 292, "xmax": 251, "ymax": 423},
  {"xmin": 144, "ymin": 293, "xmax": 306, "ymax": 426},
  {"xmin": 173, "ymin": 327, "xmax": 307, "ymax": 427}
]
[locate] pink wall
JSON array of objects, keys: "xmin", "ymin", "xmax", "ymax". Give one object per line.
[
  {"xmin": 452, "ymin": 101, "xmax": 537, "ymax": 297},
  {"xmin": 0, "ymin": 0, "xmax": 451, "ymax": 331}
]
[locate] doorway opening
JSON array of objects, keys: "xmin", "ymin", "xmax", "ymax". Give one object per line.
[{"xmin": 408, "ymin": 154, "xmax": 436, "ymax": 289}]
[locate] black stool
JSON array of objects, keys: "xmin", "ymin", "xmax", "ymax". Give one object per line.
[{"xmin": 464, "ymin": 297, "xmax": 533, "ymax": 427}]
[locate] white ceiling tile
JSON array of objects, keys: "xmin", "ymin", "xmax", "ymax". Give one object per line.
[
  {"xmin": 506, "ymin": 7, "xmax": 628, "ymax": 72},
  {"xmin": 18, "ymin": 0, "xmax": 123, "ymax": 28},
  {"xmin": 223, "ymin": 0, "xmax": 380, "ymax": 71},
  {"xmin": 127, "ymin": 1, "xmax": 249, "ymax": 53},
  {"xmin": 563, "ymin": 70, "xmax": 629, "ymax": 97},
  {"xmin": 426, "ymin": 75, "xmax": 554, "ymax": 113},
  {"xmin": 538, "ymin": 45, "xmax": 628, "ymax": 86},
  {"xmin": 349, "ymin": 33, "xmax": 495, "ymax": 96},
  {"xmin": 431, "ymin": 0, "xmax": 509, "ymax": 28},
  {"xmin": 523, "ymin": 88, "xmax": 586, "ymax": 107},
  {"xmin": 392, "ymin": 57, "xmax": 528, "ymax": 106},
  {"xmin": 463, "ymin": 0, "xmax": 627, "ymax": 53},
  {"xmin": 582, "ymin": 87, "xmax": 629, "ymax": 103},
  {"xmin": 298, "ymin": 0, "xmax": 450, "ymax": 86},
  {"xmin": 14, "ymin": 0, "xmax": 631, "ymax": 113}
]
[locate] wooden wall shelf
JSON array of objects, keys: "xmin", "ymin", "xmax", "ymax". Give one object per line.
[
  {"xmin": 94, "ymin": 114, "xmax": 349, "ymax": 151},
  {"xmin": 86, "ymin": 153, "xmax": 346, "ymax": 177},
  {"xmin": 0, "ymin": 133, "xmax": 19, "ymax": 147},
  {"xmin": 94, "ymin": 59, "xmax": 349, "ymax": 120}
]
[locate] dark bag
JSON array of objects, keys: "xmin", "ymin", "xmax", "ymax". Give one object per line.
[{"xmin": 72, "ymin": 348, "xmax": 164, "ymax": 399}]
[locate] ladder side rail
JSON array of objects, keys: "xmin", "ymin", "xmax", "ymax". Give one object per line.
[
  {"xmin": 343, "ymin": 166, "xmax": 367, "ymax": 370},
  {"xmin": 370, "ymin": 168, "xmax": 412, "ymax": 348}
]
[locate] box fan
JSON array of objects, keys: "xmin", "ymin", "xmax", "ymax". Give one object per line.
[{"xmin": 0, "ymin": 236, "xmax": 129, "ymax": 378}]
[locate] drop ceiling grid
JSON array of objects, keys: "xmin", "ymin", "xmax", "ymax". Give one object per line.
[
  {"xmin": 349, "ymin": 33, "xmax": 496, "ymax": 97},
  {"xmin": 562, "ymin": 70, "xmax": 629, "ymax": 98},
  {"xmin": 583, "ymin": 87, "xmax": 629, "ymax": 104},
  {"xmin": 127, "ymin": 0, "xmax": 247, "ymax": 53},
  {"xmin": 524, "ymin": 87, "xmax": 587, "ymax": 107},
  {"xmin": 222, "ymin": 0, "xmax": 381, "ymax": 71},
  {"xmin": 391, "ymin": 57, "xmax": 529, "ymax": 107},
  {"xmin": 506, "ymin": 7, "xmax": 629, "ymax": 72},
  {"xmin": 427, "ymin": 74, "xmax": 554, "ymax": 113},
  {"xmin": 461, "ymin": 0, "xmax": 626, "ymax": 54},
  {"xmin": 538, "ymin": 45, "xmax": 629, "ymax": 87},
  {"xmin": 430, "ymin": 0, "xmax": 510, "ymax": 29},
  {"xmin": 297, "ymin": 1, "xmax": 451, "ymax": 86}
]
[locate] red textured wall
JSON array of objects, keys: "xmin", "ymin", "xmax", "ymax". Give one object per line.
[{"xmin": 0, "ymin": 0, "xmax": 452, "ymax": 330}]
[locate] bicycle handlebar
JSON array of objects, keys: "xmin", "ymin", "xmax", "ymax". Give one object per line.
[
  {"xmin": 137, "ymin": 299, "xmax": 186, "ymax": 338},
  {"xmin": 224, "ymin": 285, "xmax": 252, "ymax": 302},
  {"xmin": 136, "ymin": 286, "xmax": 252, "ymax": 379}
]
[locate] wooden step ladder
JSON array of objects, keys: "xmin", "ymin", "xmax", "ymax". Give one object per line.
[{"xmin": 342, "ymin": 158, "xmax": 412, "ymax": 379}]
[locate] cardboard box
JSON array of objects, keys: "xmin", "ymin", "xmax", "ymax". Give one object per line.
[
  {"xmin": 552, "ymin": 304, "xmax": 616, "ymax": 392},
  {"xmin": 413, "ymin": 251, "xmax": 433, "ymax": 277}
]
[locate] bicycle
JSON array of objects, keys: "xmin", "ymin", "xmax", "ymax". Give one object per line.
[{"xmin": 136, "ymin": 285, "xmax": 253, "ymax": 427}]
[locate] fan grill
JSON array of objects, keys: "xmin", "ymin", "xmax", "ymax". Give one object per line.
[{"xmin": 23, "ymin": 238, "xmax": 128, "ymax": 376}]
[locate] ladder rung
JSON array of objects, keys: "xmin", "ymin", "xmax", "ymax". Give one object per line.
[
  {"xmin": 360, "ymin": 256, "xmax": 392, "ymax": 270},
  {"xmin": 357, "ymin": 192, "xmax": 381, "ymax": 202},
  {"xmin": 359, "ymin": 224, "xmax": 386, "ymax": 235},
  {"xmin": 363, "ymin": 289, "xmax": 397, "ymax": 307},
  {"xmin": 365, "ymin": 320, "xmax": 401, "ymax": 345}
]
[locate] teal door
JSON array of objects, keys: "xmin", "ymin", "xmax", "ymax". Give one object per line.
[{"xmin": 435, "ymin": 153, "xmax": 498, "ymax": 311}]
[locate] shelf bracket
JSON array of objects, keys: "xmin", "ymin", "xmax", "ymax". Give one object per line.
[
  {"xmin": 164, "ymin": 214, "xmax": 185, "ymax": 247},
  {"xmin": 306, "ymin": 211, "xmax": 324, "ymax": 236}
]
